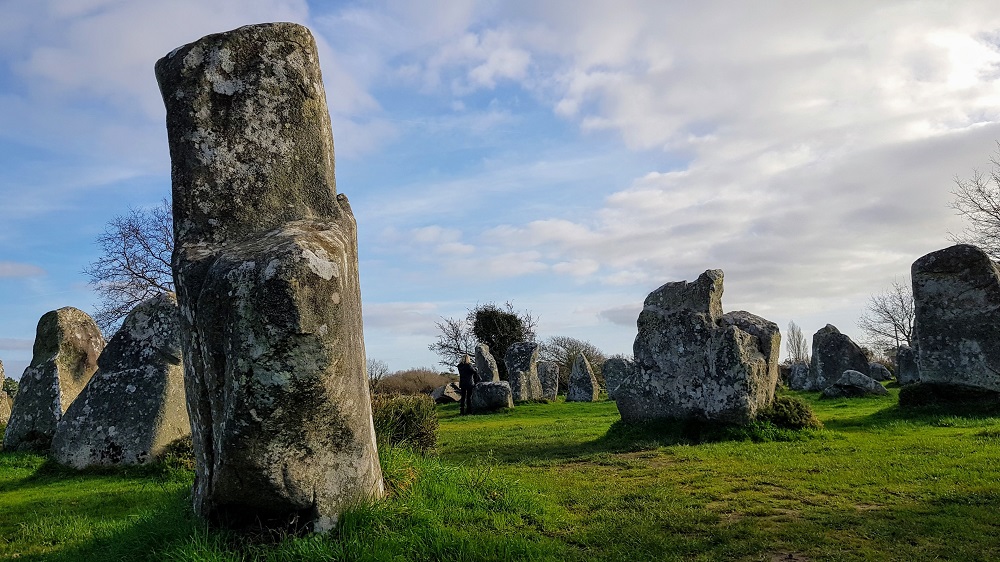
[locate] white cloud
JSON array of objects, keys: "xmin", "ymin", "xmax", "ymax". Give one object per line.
[{"xmin": 0, "ymin": 262, "xmax": 46, "ymax": 278}]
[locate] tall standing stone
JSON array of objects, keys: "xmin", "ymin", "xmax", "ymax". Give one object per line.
[
  {"xmin": 3, "ymin": 308, "xmax": 105, "ymax": 451},
  {"xmin": 896, "ymin": 345, "xmax": 919, "ymax": 386},
  {"xmin": 474, "ymin": 343, "xmax": 500, "ymax": 383},
  {"xmin": 805, "ymin": 325, "xmax": 869, "ymax": 392},
  {"xmin": 504, "ymin": 342, "xmax": 543, "ymax": 401},
  {"xmin": 911, "ymin": 244, "xmax": 1000, "ymax": 392},
  {"xmin": 51, "ymin": 293, "xmax": 190, "ymax": 468},
  {"xmin": 566, "ymin": 352, "xmax": 599, "ymax": 402},
  {"xmin": 617, "ymin": 270, "xmax": 780, "ymax": 424},
  {"xmin": 156, "ymin": 23, "xmax": 382, "ymax": 532},
  {"xmin": 0, "ymin": 360, "xmax": 10, "ymax": 426},
  {"xmin": 602, "ymin": 356, "xmax": 633, "ymax": 401},
  {"xmin": 537, "ymin": 361, "xmax": 559, "ymax": 400}
]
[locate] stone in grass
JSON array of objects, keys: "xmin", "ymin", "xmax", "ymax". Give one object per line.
[
  {"xmin": 51, "ymin": 293, "xmax": 190, "ymax": 468},
  {"xmin": 868, "ymin": 362, "xmax": 893, "ymax": 382},
  {"xmin": 820, "ymin": 370, "xmax": 889, "ymax": 399},
  {"xmin": 566, "ymin": 352, "xmax": 599, "ymax": 402},
  {"xmin": 157, "ymin": 22, "xmax": 382, "ymax": 533},
  {"xmin": 602, "ymin": 357, "xmax": 634, "ymax": 401},
  {"xmin": 3, "ymin": 307, "xmax": 105, "ymax": 452},
  {"xmin": 470, "ymin": 381, "xmax": 513, "ymax": 413},
  {"xmin": 431, "ymin": 382, "xmax": 461, "ymax": 404},
  {"xmin": 803, "ymin": 324, "xmax": 870, "ymax": 391},
  {"xmin": 537, "ymin": 361, "xmax": 559, "ymax": 401},
  {"xmin": 474, "ymin": 343, "xmax": 500, "ymax": 383},
  {"xmin": 787, "ymin": 363, "xmax": 810, "ymax": 390},
  {"xmin": 896, "ymin": 345, "xmax": 919, "ymax": 386},
  {"xmin": 0, "ymin": 360, "xmax": 10, "ymax": 426},
  {"xmin": 504, "ymin": 342, "xmax": 543, "ymax": 402}
]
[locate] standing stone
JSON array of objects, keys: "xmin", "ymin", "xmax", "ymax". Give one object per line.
[
  {"xmin": 602, "ymin": 356, "xmax": 633, "ymax": 401},
  {"xmin": 868, "ymin": 362, "xmax": 893, "ymax": 382},
  {"xmin": 537, "ymin": 361, "xmax": 559, "ymax": 400},
  {"xmin": 0, "ymin": 360, "xmax": 10, "ymax": 426},
  {"xmin": 504, "ymin": 342, "xmax": 543, "ymax": 402},
  {"xmin": 474, "ymin": 343, "xmax": 500, "ymax": 383},
  {"xmin": 911, "ymin": 244, "xmax": 1000, "ymax": 392},
  {"xmin": 787, "ymin": 363, "xmax": 810, "ymax": 390},
  {"xmin": 430, "ymin": 382, "xmax": 461, "ymax": 404},
  {"xmin": 820, "ymin": 370, "xmax": 889, "ymax": 399},
  {"xmin": 806, "ymin": 325, "xmax": 869, "ymax": 392},
  {"xmin": 156, "ymin": 23, "xmax": 382, "ymax": 533},
  {"xmin": 896, "ymin": 345, "xmax": 919, "ymax": 386},
  {"xmin": 3, "ymin": 308, "xmax": 105, "ymax": 452},
  {"xmin": 51, "ymin": 294, "xmax": 190, "ymax": 468},
  {"xmin": 470, "ymin": 381, "xmax": 514, "ymax": 412},
  {"xmin": 566, "ymin": 353, "xmax": 599, "ymax": 402},
  {"xmin": 617, "ymin": 270, "xmax": 780, "ymax": 424}
]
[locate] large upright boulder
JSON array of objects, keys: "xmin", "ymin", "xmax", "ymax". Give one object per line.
[
  {"xmin": 911, "ymin": 244, "xmax": 1000, "ymax": 392},
  {"xmin": 896, "ymin": 345, "xmax": 919, "ymax": 386},
  {"xmin": 504, "ymin": 342, "xmax": 543, "ymax": 401},
  {"xmin": 805, "ymin": 325, "xmax": 869, "ymax": 391},
  {"xmin": 537, "ymin": 361, "xmax": 559, "ymax": 400},
  {"xmin": 787, "ymin": 363, "xmax": 810, "ymax": 390},
  {"xmin": 820, "ymin": 370, "xmax": 889, "ymax": 399},
  {"xmin": 0, "ymin": 360, "xmax": 11, "ymax": 426},
  {"xmin": 156, "ymin": 23, "xmax": 382, "ymax": 532},
  {"xmin": 602, "ymin": 356, "xmax": 633, "ymax": 401},
  {"xmin": 51, "ymin": 294, "xmax": 190, "ymax": 468},
  {"xmin": 470, "ymin": 381, "xmax": 513, "ymax": 413},
  {"xmin": 617, "ymin": 270, "xmax": 780, "ymax": 424},
  {"xmin": 566, "ymin": 353, "xmax": 599, "ymax": 402},
  {"xmin": 3, "ymin": 308, "xmax": 105, "ymax": 451},
  {"xmin": 474, "ymin": 343, "xmax": 500, "ymax": 383}
]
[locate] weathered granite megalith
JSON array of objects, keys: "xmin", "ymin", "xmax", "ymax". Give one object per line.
[
  {"xmin": 820, "ymin": 370, "xmax": 888, "ymax": 399},
  {"xmin": 896, "ymin": 345, "xmax": 919, "ymax": 386},
  {"xmin": 602, "ymin": 356, "xmax": 634, "ymax": 401},
  {"xmin": 430, "ymin": 382, "xmax": 461, "ymax": 404},
  {"xmin": 868, "ymin": 362, "xmax": 893, "ymax": 382},
  {"xmin": 474, "ymin": 343, "xmax": 500, "ymax": 383},
  {"xmin": 616, "ymin": 270, "xmax": 780, "ymax": 424},
  {"xmin": 803, "ymin": 325, "xmax": 869, "ymax": 391},
  {"xmin": 537, "ymin": 361, "xmax": 559, "ymax": 400},
  {"xmin": 156, "ymin": 23, "xmax": 382, "ymax": 533},
  {"xmin": 3, "ymin": 307, "xmax": 105, "ymax": 451},
  {"xmin": 787, "ymin": 363, "xmax": 810, "ymax": 390},
  {"xmin": 566, "ymin": 353, "xmax": 599, "ymax": 402},
  {"xmin": 911, "ymin": 244, "xmax": 1000, "ymax": 392},
  {"xmin": 504, "ymin": 342, "xmax": 543, "ymax": 401},
  {"xmin": 0, "ymin": 360, "xmax": 11, "ymax": 426},
  {"xmin": 470, "ymin": 381, "xmax": 513, "ymax": 412},
  {"xmin": 51, "ymin": 294, "xmax": 190, "ymax": 468}
]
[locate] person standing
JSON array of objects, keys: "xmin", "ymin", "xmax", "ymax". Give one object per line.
[{"xmin": 457, "ymin": 354, "xmax": 477, "ymax": 415}]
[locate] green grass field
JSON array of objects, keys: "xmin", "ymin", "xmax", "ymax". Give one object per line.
[{"xmin": 3, "ymin": 388, "xmax": 1000, "ymax": 561}]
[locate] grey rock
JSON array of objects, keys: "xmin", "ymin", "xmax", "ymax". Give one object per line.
[
  {"xmin": 474, "ymin": 344, "xmax": 500, "ymax": 383},
  {"xmin": 3, "ymin": 307, "xmax": 105, "ymax": 452},
  {"xmin": 470, "ymin": 381, "xmax": 513, "ymax": 412},
  {"xmin": 617, "ymin": 269, "xmax": 780, "ymax": 424},
  {"xmin": 896, "ymin": 345, "xmax": 919, "ymax": 386},
  {"xmin": 566, "ymin": 353, "xmax": 599, "ymax": 402},
  {"xmin": 430, "ymin": 382, "xmax": 461, "ymax": 404},
  {"xmin": 504, "ymin": 342, "xmax": 543, "ymax": 402},
  {"xmin": 51, "ymin": 294, "xmax": 190, "ymax": 468},
  {"xmin": 868, "ymin": 362, "xmax": 893, "ymax": 382},
  {"xmin": 156, "ymin": 23, "xmax": 382, "ymax": 533},
  {"xmin": 805, "ymin": 324, "xmax": 869, "ymax": 391},
  {"xmin": 537, "ymin": 361, "xmax": 559, "ymax": 400},
  {"xmin": 787, "ymin": 363, "xmax": 810, "ymax": 390},
  {"xmin": 0, "ymin": 360, "xmax": 10, "ymax": 426},
  {"xmin": 602, "ymin": 357, "xmax": 634, "ymax": 401},
  {"xmin": 820, "ymin": 370, "xmax": 889, "ymax": 399},
  {"xmin": 911, "ymin": 244, "xmax": 1000, "ymax": 393}
]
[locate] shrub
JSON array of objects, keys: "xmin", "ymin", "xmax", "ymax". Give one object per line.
[
  {"xmin": 377, "ymin": 368, "xmax": 455, "ymax": 396},
  {"xmin": 757, "ymin": 395, "xmax": 823, "ymax": 430},
  {"xmin": 371, "ymin": 394, "xmax": 438, "ymax": 454}
]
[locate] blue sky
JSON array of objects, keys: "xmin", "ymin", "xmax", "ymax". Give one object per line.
[{"xmin": 2, "ymin": 0, "xmax": 1000, "ymax": 377}]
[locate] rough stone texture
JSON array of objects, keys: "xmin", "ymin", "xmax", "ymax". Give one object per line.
[
  {"xmin": 868, "ymin": 362, "xmax": 893, "ymax": 382},
  {"xmin": 602, "ymin": 357, "xmax": 633, "ymax": 401},
  {"xmin": 474, "ymin": 343, "xmax": 500, "ymax": 383},
  {"xmin": 470, "ymin": 381, "xmax": 513, "ymax": 412},
  {"xmin": 51, "ymin": 294, "xmax": 190, "ymax": 468},
  {"xmin": 806, "ymin": 325, "xmax": 869, "ymax": 392},
  {"xmin": 430, "ymin": 382, "xmax": 461, "ymax": 404},
  {"xmin": 3, "ymin": 308, "xmax": 105, "ymax": 452},
  {"xmin": 787, "ymin": 363, "xmax": 810, "ymax": 390},
  {"xmin": 896, "ymin": 345, "xmax": 919, "ymax": 386},
  {"xmin": 156, "ymin": 23, "xmax": 382, "ymax": 533},
  {"xmin": 504, "ymin": 342, "xmax": 543, "ymax": 402},
  {"xmin": 616, "ymin": 270, "xmax": 780, "ymax": 424},
  {"xmin": 0, "ymin": 360, "xmax": 10, "ymax": 426},
  {"xmin": 537, "ymin": 361, "xmax": 559, "ymax": 400},
  {"xmin": 566, "ymin": 353, "xmax": 599, "ymax": 402},
  {"xmin": 820, "ymin": 370, "xmax": 889, "ymax": 399},
  {"xmin": 911, "ymin": 244, "xmax": 1000, "ymax": 393}
]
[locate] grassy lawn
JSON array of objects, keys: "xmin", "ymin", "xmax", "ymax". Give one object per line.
[{"xmin": 3, "ymin": 388, "xmax": 1000, "ymax": 560}]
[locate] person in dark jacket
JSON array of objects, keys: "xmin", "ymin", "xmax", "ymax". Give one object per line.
[{"xmin": 457, "ymin": 354, "xmax": 476, "ymax": 415}]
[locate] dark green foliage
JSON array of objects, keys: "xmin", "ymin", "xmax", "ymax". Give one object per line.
[
  {"xmin": 371, "ymin": 394, "xmax": 438, "ymax": 454},
  {"xmin": 757, "ymin": 395, "xmax": 824, "ymax": 429},
  {"xmin": 471, "ymin": 302, "xmax": 536, "ymax": 380},
  {"xmin": 2, "ymin": 377, "xmax": 18, "ymax": 400},
  {"xmin": 899, "ymin": 382, "xmax": 1000, "ymax": 410},
  {"xmin": 157, "ymin": 436, "xmax": 195, "ymax": 471}
]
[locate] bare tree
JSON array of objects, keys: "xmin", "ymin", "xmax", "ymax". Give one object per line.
[
  {"xmin": 857, "ymin": 280, "xmax": 915, "ymax": 354},
  {"xmin": 950, "ymin": 143, "xmax": 1000, "ymax": 258},
  {"xmin": 427, "ymin": 316, "xmax": 476, "ymax": 370},
  {"xmin": 83, "ymin": 199, "xmax": 174, "ymax": 332},
  {"xmin": 366, "ymin": 358, "xmax": 390, "ymax": 393},
  {"xmin": 539, "ymin": 335, "xmax": 607, "ymax": 390},
  {"xmin": 428, "ymin": 301, "xmax": 537, "ymax": 375},
  {"xmin": 786, "ymin": 321, "xmax": 810, "ymax": 364}
]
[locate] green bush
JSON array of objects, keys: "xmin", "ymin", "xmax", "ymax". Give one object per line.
[
  {"xmin": 371, "ymin": 394, "xmax": 438, "ymax": 454},
  {"xmin": 757, "ymin": 395, "xmax": 823, "ymax": 430}
]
